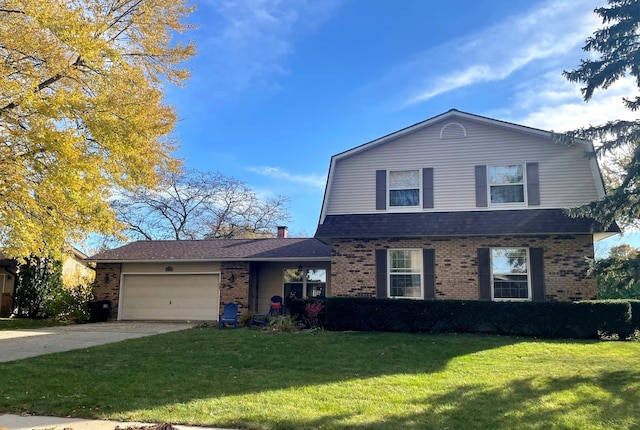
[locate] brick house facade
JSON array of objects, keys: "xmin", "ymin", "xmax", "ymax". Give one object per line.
[
  {"xmin": 329, "ymin": 235, "xmax": 596, "ymax": 302},
  {"xmin": 315, "ymin": 110, "xmax": 619, "ymax": 303}
]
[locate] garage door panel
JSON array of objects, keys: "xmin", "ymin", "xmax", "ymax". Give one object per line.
[{"xmin": 122, "ymin": 274, "xmax": 220, "ymax": 321}]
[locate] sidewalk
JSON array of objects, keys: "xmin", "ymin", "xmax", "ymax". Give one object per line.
[{"xmin": 0, "ymin": 414, "xmax": 234, "ymax": 430}]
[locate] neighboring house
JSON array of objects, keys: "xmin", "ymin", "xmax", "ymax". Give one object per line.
[
  {"xmin": 89, "ymin": 227, "xmax": 330, "ymax": 320},
  {"xmin": 314, "ymin": 109, "xmax": 619, "ymax": 302},
  {"xmin": 62, "ymin": 247, "xmax": 95, "ymax": 287},
  {"xmin": 0, "ymin": 257, "xmax": 17, "ymax": 317},
  {"xmin": 0, "ymin": 247, "xmax": 93, "ymax": 317},
  {"xmin": 90, "ymin": 109, "xmax": 619, "ymax": 322}
]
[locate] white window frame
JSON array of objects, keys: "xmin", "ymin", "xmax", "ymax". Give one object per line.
[
  {"xmin": 490, "ymin": 247, "xmax": 531, "ymax": 302},
  {"xmin": 487, "ymin": 164, "xmax": 527, "ymax": 206},
  {"xmin": 388, "ymin": 169, "xmax": 421, "ymax": 209},
  {"xmin": 387, "ymin": 249, "xmax": 424, "ymax": 300}
]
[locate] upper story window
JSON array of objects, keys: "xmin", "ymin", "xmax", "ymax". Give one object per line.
[
  {"xmin": 489, "ymin": 164, "xmax": 525, "ymax": 204},
  {"xmin": 389, "ymin": 170, "xmax": 420, "ymax": 207},
  {"xmin": 491, "ymin": 248, "xmax": 530, "ymax": 301}
]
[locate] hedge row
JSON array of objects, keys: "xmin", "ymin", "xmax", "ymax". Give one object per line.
[{"xmin": 323, "ymin": 297, "xmax": 640, "ymax": 340}]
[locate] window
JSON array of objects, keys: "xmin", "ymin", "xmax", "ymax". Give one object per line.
[
  {"xmin": 388, "ymin": 249, "xmax": 423, "ymax": 299},
  {"xmin": 489, "ymin": 164, "xmax": 525, "ymax": 204},
  {"xmin": 389, "ymin": 170, "xmax": 420, "ymax": 207},
  {"xmin": 283, "ymin": 268, "xmax": 326, "ymax": 300},
  {"xmin": 491, "ymin": 248, "xmax": 530, "ymax": 300}
]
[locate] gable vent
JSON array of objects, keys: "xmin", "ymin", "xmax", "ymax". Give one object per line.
[{"xmin": 439, "ymin": 122, "xmax": 467, "ymax": 139}]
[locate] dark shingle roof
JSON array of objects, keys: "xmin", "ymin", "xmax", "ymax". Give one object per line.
[
  {"xmin": 314, "ymin": 209, "xmax": 620, "ymax": 241},
  {"xmin": 90, "ymin": 238, "xmax": 330, "ymax": 262}
]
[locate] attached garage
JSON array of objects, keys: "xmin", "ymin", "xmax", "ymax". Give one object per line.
[
  {"xmin": 89, "ymin": 237, "xmax": 331, "ymax": 321},
  {"xmin": 120, "ymin": 273, "xmax": 220, "ymax": 321}
]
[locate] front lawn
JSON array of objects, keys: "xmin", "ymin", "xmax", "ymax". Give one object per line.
[
  {"xmin": 0, "ymin": 317, "xmax": 67, "ymax": 331},
  {"xmin": 0, "ymin": 329, "xmax": 638, "ymax": 429}
]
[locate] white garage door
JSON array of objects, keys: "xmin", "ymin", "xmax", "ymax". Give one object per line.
[{"xmin": 121, "ymin": 274, "xmax": 220, "ymax": 321}]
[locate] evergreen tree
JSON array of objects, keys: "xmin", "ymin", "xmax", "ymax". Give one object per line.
[
  {"xmin": 14, "ymin": 256, "xmax": 63, "ymax": 318},
  {"xmin": 559, "ymin": 0, "xmax": 640, "ymax": 229}
]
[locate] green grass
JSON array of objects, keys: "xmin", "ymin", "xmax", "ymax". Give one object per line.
[
  {"xmin": 0, "ymin": 317, "xmax": 67, "ymax": 330},
  {"xmin": 0, "ymin": 329, "xmax": 639, "ymax": 429}
]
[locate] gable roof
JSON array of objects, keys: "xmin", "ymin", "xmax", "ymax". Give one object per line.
[
  {"xmin": 317, "ymin": 109, "xmax": 605, "ymax": 224},
  {"xmin": 89, "ymin": 238, "xmax": 331, "ymax": 263}
]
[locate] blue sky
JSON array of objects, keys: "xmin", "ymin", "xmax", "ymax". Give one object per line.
[{"xmin": 161, "ymin": 0, "xmax": 639, "ymax": 252}]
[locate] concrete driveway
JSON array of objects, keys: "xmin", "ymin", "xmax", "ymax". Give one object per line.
[{"xmin": 0, "ymin": 321, "xmax": 196, "ymax": 362}]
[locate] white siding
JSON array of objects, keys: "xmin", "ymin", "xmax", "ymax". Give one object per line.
[{"xmin": 325, "ymin": 118, "xmax": 600, "ymax": 216}]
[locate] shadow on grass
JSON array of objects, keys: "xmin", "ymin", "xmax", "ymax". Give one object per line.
[
  {"xmin": 334, "ymin": 370, "xmax": 640, "ymax": 429},
  {"xmin": 0, "ymin": 328, "xmax": 637, "ymax": 429}
]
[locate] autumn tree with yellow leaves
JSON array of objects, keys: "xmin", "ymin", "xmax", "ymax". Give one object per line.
[{"xmin": 0, "ymin": 0, "xmax": 195, "ymax": 258}]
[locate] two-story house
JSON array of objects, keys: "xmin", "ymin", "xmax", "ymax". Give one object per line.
[
  {"xmin": 90, "ymin": 109, "xmax": 619, "ymax": 321},
  {"xmin": 314, "ymin": 109, "xmax": 619, "ymax": 302}
]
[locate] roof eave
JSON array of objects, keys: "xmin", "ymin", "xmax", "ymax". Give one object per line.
[{"xmin": 90, "ymin": 256, "xmax": 331, "ymax": 264}]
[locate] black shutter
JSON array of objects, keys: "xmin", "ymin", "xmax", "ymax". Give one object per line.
[
  {"xmin": 423, "ymin": 249, "xmax": 436, "ymax": 299},
  {"xmin": 376, "ymin": 170, "xmax": 386, "ymax": 210},
  {"xmin": 526, "ymin": 162, "xmax": 540, "ymax": 206},
  {"xmin": 530, "ymin": 247, "xmax": 545, "ymax": 301},
  {"xmin": 477, "ymin": 248, "xmax": 491, "ymax": 300},
  {"xmin": 375, "ymin": 249, "xmax": 387, "ymax": 298},
  {"xmin": 422, "ymin": 168, "xmax": 434, "ymax": 209},
  {"xmin": 475, "ymin": 165, "xmax": 488, "ymax": 207}
]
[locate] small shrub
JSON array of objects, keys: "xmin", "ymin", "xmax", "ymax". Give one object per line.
[
  {"xmin": 303, "ymin": 301, "xmax": 324, "ymax": 329},
  {"xmin": 46, "ymin": 284, "xmax": 93, "ymax": 323},
  {"xmin": 268, "ymin": 315, "xmax": 298, "ymax": 332},
  {"xmin": 238, "ymin": 311, "xmax": 254, "ymax": 327}
]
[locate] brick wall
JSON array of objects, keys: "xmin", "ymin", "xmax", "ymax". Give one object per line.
[
  {"xmin": 93, "ymin": 263, "xmax": 122, "ymax": 319},
  {"xmin": 331, "ymin": 235, "xmax": 595, "ymax": 301},
  {"xmin": 220, "ymin": 261, "xmax": 250, "ymax": 313}
]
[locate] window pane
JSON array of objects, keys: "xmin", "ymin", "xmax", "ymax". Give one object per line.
[
  {"xmin": 491, "ymin": 249, "xmax": 528, "ymax": 274},
  {"xmin": 284, "ymin": 269, "xmax": 304, "ymax": 283},
  {"xmin": 306, "ymin": 283, "xmax": 326, "ymax": 298},
  {"xmin": 390, "ymin": 274, "xmax": 421, "ymax": 297},
  {"xmin": 491, "ymin": 248, "xmax": 529, "ymax": 300},
  {"xmin": 306, "ymin": 269, "xmax": 326, "ymax": 283},
  {"xmin": 493, "ymin": 275, "xmax": 529, "ymax": 299},
  {"xmin": 390, "ymin": 250, "xmax": 420, "ymax": 272},
  {"xmin": 390, "ymin": 189, "xmax": 419, "ymax": 206},
  {"xmin": 489, "ymin": 165, "xmax": 523, "ymax": 185},
  {"xmin": 490, "ymin": 185, "xmax": 524, "ymax": 203},
  {"xmin": 284, "ymin": 283, "xmax": 303, "ymax": 300},
  {"xmin": 389, "ymin": 170, "xmax": 419, "ymax": 188}
]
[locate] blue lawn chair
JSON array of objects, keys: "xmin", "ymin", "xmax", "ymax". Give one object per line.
[{"xmin": 218, "ymin": 302, "xmax": 239, "ymax": 329}]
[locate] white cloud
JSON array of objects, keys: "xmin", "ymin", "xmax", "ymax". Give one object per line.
[
  {"xmin": 249, "ymin": 166, "xmax": 326, "ymax": 189},
  {"xmin": 199, "ymin": 0, "xmax": 340, "ymax": 95},
  {"xmin": 507, "ymin": 73, "xmax": 638, "ymax": 132},
  {"xmin": 360, "ymin": 0, "xmax": 601, "ymax": 108}
]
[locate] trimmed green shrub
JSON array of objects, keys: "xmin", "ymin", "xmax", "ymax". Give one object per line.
[
  {"xmin": 630, "ymin": 300, "xmax": 640, "ymax": 333},
  {"xmin": 324, "ymin": 297, "xmax": 636, "ymax": 340},
  {"xmin": 46, "ymin": 284, "xmax": 93, "ymax": 323}
]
